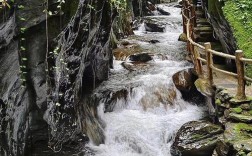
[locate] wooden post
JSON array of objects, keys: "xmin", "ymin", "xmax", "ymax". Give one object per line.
[
  {"xmin": 235, "ymin": 50, "xmax": 246, "ymax": 100},
  {"xmin": 182, "ymin": 0, "xmax": 186, "ymax": 34},
  {"xmin": 191, "ymin": 4, "xmax": 196, "ymax": 27},
  {"xmin": 205, "ymin": 42, "xmax": 213, "ymax": 86},
  {"xmin": 193, "ymin": 46, "xmax": 202, "ymax": 76}
]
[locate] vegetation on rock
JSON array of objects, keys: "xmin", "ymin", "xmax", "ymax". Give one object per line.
[{"xmin": 223, "ymin": 0, "xmax": 252, "ymax": 77}]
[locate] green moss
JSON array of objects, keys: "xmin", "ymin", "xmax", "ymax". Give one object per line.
[
  {"xmin": 231, "ymin": 107, "xmax": 243, "ymax": 114},
  {"xmin": 249, "ymin": 110, "xmax": 252, "ymax": 115},
  {"xmin": 215, "ymin": 99, "xmax": 222, "ymax": 106},
  {"xmin": 236, "ymin": 123, "xmax": 252, "ymax": 132},
  {"xmin": 223, "ymin": 0, "xmax": 252, "ymax": 77}
]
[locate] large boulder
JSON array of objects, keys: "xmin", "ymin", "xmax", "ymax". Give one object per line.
[
  {"xmin": 171, "ymin": 121, "xmax": 224, "ymax": 156},
  {"xmin": 144, "ymin": 17, "xmax": 166, "ymax": 32},
  {"xmin": 172, "ymin": 68, "xmax": 198, "ymax": 92},
  {"xmin": 129, "ymin": 53, "xmax": 153, "ymax": 62},
  {"xmin": 172, "ymin": 68, "xmax": 205, "ymax": 104}
]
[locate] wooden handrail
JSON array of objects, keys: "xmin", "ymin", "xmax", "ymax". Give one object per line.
[
  {"xmin": 182, "ymin": 0, "xmax": 252, "ymax": 100},
  {"xmin": 240, "ymin": 58, "xmax": 252, "ymax": 64}
]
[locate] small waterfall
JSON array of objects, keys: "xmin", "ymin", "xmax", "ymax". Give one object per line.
[{"xmin": 88, "ymin": 2, "xmax": 205, "ymax": 156}]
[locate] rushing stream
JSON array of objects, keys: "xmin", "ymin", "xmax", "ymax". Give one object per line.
[{"xmin": 88, "ymin": 2, "xmax": 205, "ymax": 156}]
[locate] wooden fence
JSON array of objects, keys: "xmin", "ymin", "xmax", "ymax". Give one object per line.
[{"xmin": 182, "ymin": 0, "xmax": 252, "ymax": 100}]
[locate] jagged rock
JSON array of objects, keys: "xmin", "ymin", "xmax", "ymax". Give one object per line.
[
  {"xmin": 129, "ymin": 53, "xmax": 152, "ymax": 62},
  {"xmin": 171, "ymin": 121, "xmax": 224, "ymax": 156},
  {"xmin": 178, "ymin": 33, "xmax": 187, "ymax": 42}
]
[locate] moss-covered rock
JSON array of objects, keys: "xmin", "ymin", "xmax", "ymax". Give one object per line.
[
  {"xmin": 230, "ymin": 107, "xmax": 243, "ymax": 114},
  {"xmin": 171, "ymin": 121, "xmax": 223, "ymax": 156},
  {"xmin": 233, "ymin": 139, "xmax": 252, "ymax": 155},
  {"xmin": 195, "ymin": 78, "xmax": 215, "ymax": 97},
  {"xmin": 228, "ymin": 113, "xmax": 252, "ymax": 123},
  {"xmin": 224, "ymin": 122, "xmax": 252, "ymax": 144}
]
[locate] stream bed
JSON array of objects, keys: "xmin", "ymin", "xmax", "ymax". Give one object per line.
[{"xmin": 88, "ymin": 2, "xmax": 206, "ymax": 156}]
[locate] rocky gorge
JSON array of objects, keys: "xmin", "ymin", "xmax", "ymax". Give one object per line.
[{"xmin": 0, "ymin": 0, "xmax": 252, "ymax": 156}]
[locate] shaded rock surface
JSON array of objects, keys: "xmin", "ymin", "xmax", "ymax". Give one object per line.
[
  {"xmin": 129, "ymin": 53, "xmax": 153, "ymax": 62},
  {"xmin": 202, "ymin": 0, "xmax": 237, "ymax": 68},
  {"xmin": 0, "ymin": 0, "xmax": 153, "ymax": 155}
]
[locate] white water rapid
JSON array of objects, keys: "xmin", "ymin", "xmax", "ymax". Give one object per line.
[{"xmin": 88, "ymin": 2, "xmax": 206, "ymax": 156}]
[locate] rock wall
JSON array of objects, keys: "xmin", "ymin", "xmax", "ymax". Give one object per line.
[
  {"xmin": 202, "ymin": 0, "xmax": 237, "ymax": 68},
  {"xmin": 0, "ymin": 0, "xmax": 159, "ymax": 155}
]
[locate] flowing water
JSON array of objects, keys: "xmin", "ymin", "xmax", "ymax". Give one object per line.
[{"xmin": 88, "ymin": 2, "xmax": 206, "ymax": 156}]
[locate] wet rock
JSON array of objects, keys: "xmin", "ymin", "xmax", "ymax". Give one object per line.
[
  {"xmin": 173, "ymin": 4, "xmax": 182, "ymax": 8},
  {"xmin": 129, "ymin": 53, "xmax": 152, "ymax": 62},
  {"xmin": 224, "ymin": 122, "xmax": 252, "ymax": 144},
  {"xmin": 147, "ymin": 1, "xmax": 156, "ymax": 11},
  {"xmin": 178, "ymin": 0, "xmax": 183, "ymax": 5},
  {"xmin": 172, "ymin": 68, "xmax": 205, "ymax": 104},
  {"xmin": 157, "ymin": 7, "xmax": 171, "ymax": 15},
  {"xmin": 178, "ymin": 33, "xmax": 187, "ymax": 42},
  {"xmin": 228, "ymin": 113, "xmax": 252, "ymax": 123},
  {"xmin": 120, "ymin": 40, "xmax": 131, "ymax": 46},
  {"xmin": 233, "ymin": 139, "xmax": 252, "ymax": 154},
  {"xmin": 149, "ymin": 39, "xmax": 160, "ymax": 44},
  {"xmin": 171, "ymin": 121, "xmax": 223, "ymax": 156},
  {"xmin": 144, "ymin": 18, "xmax": 166, "ymax": 32},
  {"xmin": 121, "ymin": 62, "xmax": 136, "ymax": 72},
  {"xmin": 215, "ymin": 89, "xmax": 233, "ymax": 102},
  {"xmin": 102, "ymin": 88, "xmax": 129, "ymax": 112},
  {"xmin": 240, "ymin": 103, "xmax": 251, "ymax": 110},
  {"xmin": 195, "ymin": 78, "xmax": 215, "ymax": 97},
  {"xmin": 121, "ymin": 61, "xmax": 151, "ymax": 72},
  {"xmin": 113, "ymin": 43, "xmax": 142, "ymax": 60},
  {"xmin": 172, "ymin": 68, "xmax": 197, "ymax": 92},
  {"xmin": 214, "ymin": 140, "xmax": 231, "ymax": 156}
]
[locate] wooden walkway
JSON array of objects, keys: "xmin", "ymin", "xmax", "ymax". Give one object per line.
[{"xmin": 182, "ymin": 0, "xmax": 252, "ymax": 99}]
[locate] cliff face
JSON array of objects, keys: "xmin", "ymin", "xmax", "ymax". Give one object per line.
[
  {"xmin": 0, "ymin": 0, "xmax": 152, "ymax": 155},
  {"xmin": 202, "ymin": 0, "xmax": 237, "ymax": 68}
]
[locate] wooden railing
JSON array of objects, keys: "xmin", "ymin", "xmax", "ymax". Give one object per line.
[{"xmin": 182, "ymin": 0, "xmax": 252, "ymax": 100}]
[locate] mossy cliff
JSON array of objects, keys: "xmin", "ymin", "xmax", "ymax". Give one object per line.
[
  {"xmin": 203, "ymin": 0, "xmax": 252, "ymax": 77},
  {"xmin": 222, "ymin": 0, "xmax": 252, "ymax": 78},
  {"xmin": 204, "ymin": 0, "xmax": 252, "ymax": 77}
]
